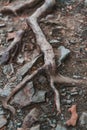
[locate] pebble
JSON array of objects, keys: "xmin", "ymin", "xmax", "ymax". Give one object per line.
[
  {"xmin": 0, "ymin": 23, "xmax": 6, "ymax": 28},
  {"xmin": 50, "ymin": 39, "xmax": 60, "ymax": 44},
  {"xmin": 80, "ymin": 112, "xmax": 87, "ymax": 126},
  {"xmin": 66, "ymin": 99, "xmax": 72, "ymax": 104},
  {"xmin": 55, "ymin": 124, "xmax": 67, "ymax": 130},
  {"xmin": 30, "ymin": 125, "xmax": 40, "ymax": 130},
  {"xmin": 84, "ymin": 0, "xmax": 87, "ymax": 6},
  {"xmin": 71, "ymin": 91, "xmax": 78, "ymax": 96},
  {"xmin": 58, "ymin": 46, "xmax": 71, "ymax": 65}
]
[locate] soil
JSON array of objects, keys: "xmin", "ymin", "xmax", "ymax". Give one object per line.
[{"xmin": 0, "ymin": 0, "xmax": 87, "ymax": 130}]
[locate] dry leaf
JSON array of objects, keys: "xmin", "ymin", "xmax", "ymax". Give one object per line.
[{"xmin": 66, "ymin": 105, "xmax": 78, "ymax": 126}]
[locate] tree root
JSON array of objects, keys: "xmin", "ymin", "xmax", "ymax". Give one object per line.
[
  {"xmin": 0, "ymin": 30, "xmax": 24, "ymax": 64},
  {"xmin": 0, "ymin": 0, "xmax": 41, "ymax": 15},
  {"xmin": 2, "ymin": 65, "xmax": 46, "ymax": 115},
  {"xmin": 1, "ymin": 0, "xmax": 87, "ymax": 115}
]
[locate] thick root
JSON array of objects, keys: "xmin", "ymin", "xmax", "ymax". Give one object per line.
[
  {"xmin": 0, "ymin": 0, "xmax": 41, "ymax": 15},
  {"xmin": 52, "ymin": 74, "xmax": 84, "ymax": 85}
]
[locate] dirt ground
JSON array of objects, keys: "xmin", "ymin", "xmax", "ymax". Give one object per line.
[{"xmin": 0, "ymin": 0, "xmax": 87, "ymax": 130}]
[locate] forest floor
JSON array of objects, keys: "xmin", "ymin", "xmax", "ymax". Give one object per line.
[{"xmin": 0, "ymin": 0, "xmax": 87, "ymax": 130}]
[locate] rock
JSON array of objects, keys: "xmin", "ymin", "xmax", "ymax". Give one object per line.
[
  {"xmin": 0, "ymin": 23, "xmax": 6, "ymax": 28},
  {"xmin": 80, "ymin": 112, "xmax": 87, "ymax": 126},
  {"xmin": 11, "ymin": 82, "xmax": 46, "ymax": 108},
  {"xmin": 58, "ymin": 46, "xmax": 70, "ymax": 65},
  {"xmin": 84, "ymin": 0, "xmax": 87, "ymax": 6},
  {"xmin": 2, "ymin": 64, "xmax": 14, "ymax": 76},
  {"xmin": 30, "ymin": 125, "xmax": 40, "ymax": 130},
  {"xmin": 55, "ymin": 124, "xmax": 67, "ymax": 130},
  {"xmin": 0, "ymin": 82, "xmax": 16, "ymax": 98},
  {"xmin": 32, "ymin": 90, "xmax": 46, "ymax": 103},
  {"xmin": 50, "ymin": 39, "xmax": 60, "ymax": 45},
  {"xmin": 0, "ymin": 115, "xmax": 7, "ymax": 128}
]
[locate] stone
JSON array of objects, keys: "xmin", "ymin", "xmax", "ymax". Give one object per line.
[
  {"xmin": 2, "ymin": 64, "xmax": 14, "ymax": 76},
  {"xmin": 0, "ymin": 82, "xmax": 16, "ymax": 98},
  {"xmin": 84, "ymin": 0, "xmax": 87, "ymax": 6},
  {"xmin": 30, "ymin": 125, "xmax": 40, "ymax": 130},
  {"xmin": 11, "ymin": 82, "xmax": 46, "ymax": 108},
  {"xmin": 0, "ymin": 115, "xmax": 7, "ymax": 128},
  {"xmin": 50, "ymin": 39, "xmax": 60, "ymax": 44},
  {"xmin": 0, "ymin": 23, "xmax": 6, "ymax": 28},
  {"xmin": 55, "ymin": 124, "xmax": 67, "ymax": 130},
  {"xmin": 80, "ymin": 112, "xmax": 87, "ymax": 126},
  {"xmin": 58, "ymin": 46, "xmax": 70, "ymax": 65}
]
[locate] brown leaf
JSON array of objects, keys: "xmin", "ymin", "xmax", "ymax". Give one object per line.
[{"xmin": 66, "ymin": 105, "xmax": 78, "ymax": 126}]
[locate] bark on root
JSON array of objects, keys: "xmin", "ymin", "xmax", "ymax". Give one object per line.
[
  {"xmin": 1, "ymin": 0, "xmax": 86, "ymax": 115},
  {"xmin": 0, "ymin": 0, "xmax": 41, "ymax": 15}
]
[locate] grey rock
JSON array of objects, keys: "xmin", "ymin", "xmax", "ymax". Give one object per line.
[
  {"xmin": 2, "ymin": 64, "xmax": 14, "ymax": 76},
  {"xmin": 0, "ymin": 115, "xmax": 7, "ymax": 128},
  {"xmin": 50, "ymin": 39, "xmax": 60, "ymax": 44},
  {"xmin": 80, "ymin": 112, "xmax": 87, "ymax": 126},
  {"xmin": 0, "ymin": 23, "xmax": 6, "ymax": 28},
  {"xmin": 32, "ymin": 90, "xmax": 46, "ymax": 103},
  {"xmin": 11, "ymin": 82, "xmax": 46, "ymax": 108},
  {"xmin": 58, "ymin": 46, "xmax": 70, "ymax": 65},
  {"xmin": 0, "ymin": 82, "xmax": 15, "ymax": 98},
  {"xmin": 66, "ymin": 100, "xmax": 72, "ymax": 104},
  {"xmin": 84, "ymin": 0, "xmax": 87, "ymax": 6},
  {"xmin": 55, "ymin": 124, "xmax": 67, "ymax": 130},
  {"xmin": 71, "ymin": 91, "xmax": 78, "ymax": 96},
  {"xmin": 30, "ymin": 125, "xmax": 40, "ymax": 130}
]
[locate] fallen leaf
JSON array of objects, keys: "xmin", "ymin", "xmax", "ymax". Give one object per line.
[{"xmin": 66, "ymin": 105, "xmax": 78, "ymax": 126}]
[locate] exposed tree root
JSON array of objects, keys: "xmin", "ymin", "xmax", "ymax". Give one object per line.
[
  {"xmin": 0, "ymin": 0, "xmax": 87, "ymax": 115},
  {"xmin": 2, "ymin": 65, "xmax": 46, "ymax": 115},
  {"xmin": 0, "ymin": 30, "xmax": 24, "ymax": 64},
  {"xmin": 0, "ymin": 0, "xmax": 41, "ymax": 15}
]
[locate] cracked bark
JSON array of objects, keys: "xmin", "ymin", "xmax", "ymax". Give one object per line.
[{"xmin": 0, "ymin": 0, "xmax": 86, "ymax": 115}]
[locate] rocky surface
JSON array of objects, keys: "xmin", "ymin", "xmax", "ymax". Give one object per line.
[{"xmin": 0, "ymin": 0, "xmax": 87, "ymax": 130}]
